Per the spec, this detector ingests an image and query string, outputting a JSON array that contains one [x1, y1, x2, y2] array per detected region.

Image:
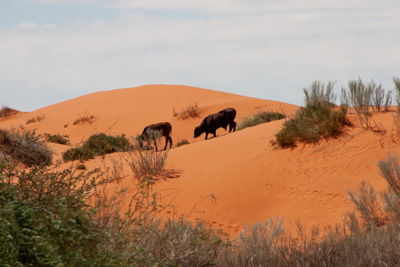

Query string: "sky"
[[1, 0, 400, 111]]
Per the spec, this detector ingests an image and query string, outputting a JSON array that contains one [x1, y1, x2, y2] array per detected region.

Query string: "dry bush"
[[377, 153, 400, 224], [220, 218, 286, 266], [383, 90, 393, 112], [0, 128, 52, 167], [0, 105, 18, 118], [173, 102, 199, 120], [218, 217, 400, 266], [123, 136, 168, 180], [26, 114, 45, 124], [344, 78, 392, 129], [73, 113, 95, 125], [348, 181, 386, 229], [393, 76, 400, 114], [176, 138, 190, 147], [348, 152, 400, 230]]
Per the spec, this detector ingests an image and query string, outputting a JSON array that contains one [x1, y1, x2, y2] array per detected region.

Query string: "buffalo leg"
[[229, 121, 237, 132], [163, 136, 170, 150], [153, 138, 158, 151], [169, 136, 173, 148]]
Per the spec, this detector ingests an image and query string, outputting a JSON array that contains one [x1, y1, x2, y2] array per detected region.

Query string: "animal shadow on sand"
[[154, 169, 182, 181]]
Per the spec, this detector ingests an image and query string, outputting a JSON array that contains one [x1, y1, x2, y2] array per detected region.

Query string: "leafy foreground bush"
[[237, 111, 286, 131], [0, 165, 117, 266], [0, 129, 52, 167], [273, 81, 350, 148], [63, 133, 132, 162]]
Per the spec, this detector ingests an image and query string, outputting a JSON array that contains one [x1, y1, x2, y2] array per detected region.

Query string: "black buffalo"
[[194, 108, 236, 140], [138, 122, 173, 151]]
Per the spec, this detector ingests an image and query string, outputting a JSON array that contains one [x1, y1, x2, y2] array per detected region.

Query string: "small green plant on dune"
[[62, 133, 132, 162], [26, 114, 45, 124], [272, 81, 350, 148], [0, 128, 52, 167], [173, 102, 200, 120], [237, 110, 287, 131], [44, 133, 70, 145]]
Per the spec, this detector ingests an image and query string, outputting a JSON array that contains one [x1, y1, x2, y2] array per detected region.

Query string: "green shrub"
[[237, 111, 286, 131], [273, 81, 350, 148], [63, 133, 132, 162], [63, 147, 95, 162], [44, 133, 70, 145], [0, 165, 119, 266], [0, 129, 52, 167]]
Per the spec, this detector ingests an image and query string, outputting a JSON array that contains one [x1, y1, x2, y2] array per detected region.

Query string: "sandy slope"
[[0, 85, 294, 145], [1, 84, 398, 235]]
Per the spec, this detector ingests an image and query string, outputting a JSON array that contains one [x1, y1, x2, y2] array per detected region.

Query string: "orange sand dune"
[[1, 84, 397, 236], [0, 85, 295, 146]]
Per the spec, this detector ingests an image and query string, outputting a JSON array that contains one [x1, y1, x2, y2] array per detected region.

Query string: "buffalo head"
[[194, 126, 202, 138]]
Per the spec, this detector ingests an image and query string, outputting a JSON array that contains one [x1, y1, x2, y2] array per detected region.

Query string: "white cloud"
[[13, 22, 56, 30], [1, 1, 400, 111]]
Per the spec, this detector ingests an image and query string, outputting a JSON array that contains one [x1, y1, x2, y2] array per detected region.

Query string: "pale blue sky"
[[1, 0, 400, 111]]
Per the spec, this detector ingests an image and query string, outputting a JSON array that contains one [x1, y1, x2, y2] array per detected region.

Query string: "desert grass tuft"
[[122, 137, 169, 180], [237, 110, 286, 131], [176, 138, 190, 147], [173, 102, 199, 120], [73, 114, 95, 125], [26, 114, 45, 124]]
